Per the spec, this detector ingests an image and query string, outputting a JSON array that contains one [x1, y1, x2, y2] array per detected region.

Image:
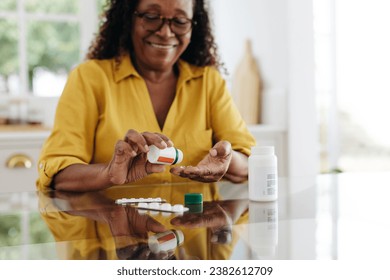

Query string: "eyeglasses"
[[134, 11, 195, 36]]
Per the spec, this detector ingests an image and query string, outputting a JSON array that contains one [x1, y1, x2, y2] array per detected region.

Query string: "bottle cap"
[[184, 193, 203, 204], [251, 146, 275, 155], [173, 148, 183, 164]]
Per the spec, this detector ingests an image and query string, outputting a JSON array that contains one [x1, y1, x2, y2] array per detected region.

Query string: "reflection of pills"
[[135, 202, 188, 214], [172, 204, 184, 212], [162, 212, 171, 217], [138, 202, 148, 208], [160, 203, 172, 211], [149, 203, 160, 209]]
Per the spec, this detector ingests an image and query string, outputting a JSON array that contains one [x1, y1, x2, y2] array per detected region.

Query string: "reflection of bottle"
[[147, 145, 183, 165], [248, 146, 278, 201], [148, 229, 184, 253], [249, 201, 278, 258]]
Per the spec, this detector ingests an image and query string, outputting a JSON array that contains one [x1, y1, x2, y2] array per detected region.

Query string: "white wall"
[[210, 0, 318, 178], [286, 0, 318, 179], [211, 0, 288, 90]]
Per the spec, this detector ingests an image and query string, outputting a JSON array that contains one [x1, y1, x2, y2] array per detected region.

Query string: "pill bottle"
[[148, 229, 184, 253], [184, 193, 203, 213], [248, 146, 278, 201], [147, 145, 183, 165]]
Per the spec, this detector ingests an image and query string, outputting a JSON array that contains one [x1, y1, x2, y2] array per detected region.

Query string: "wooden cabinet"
[[0, 125, 287, 192], [0, 128, 50, 193]]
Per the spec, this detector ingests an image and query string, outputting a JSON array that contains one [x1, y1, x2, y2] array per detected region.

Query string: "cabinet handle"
[[6, 154, 33, 169]]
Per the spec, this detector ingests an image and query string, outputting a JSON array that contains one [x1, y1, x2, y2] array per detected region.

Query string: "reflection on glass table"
[[37, 182, 250, 260], [1, 173, 390, 260]]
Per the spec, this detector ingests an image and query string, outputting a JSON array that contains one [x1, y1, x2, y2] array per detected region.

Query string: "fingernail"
[[160, 141, 167, 148], [131, 151, 137, 157], [144, 145, 150, 152]]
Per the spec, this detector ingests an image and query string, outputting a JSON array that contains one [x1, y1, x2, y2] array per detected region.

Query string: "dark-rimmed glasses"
[[134, 11, 195, 36]]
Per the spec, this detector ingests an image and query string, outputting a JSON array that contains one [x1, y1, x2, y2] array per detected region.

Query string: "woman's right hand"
[[106, 129, 173, 185]]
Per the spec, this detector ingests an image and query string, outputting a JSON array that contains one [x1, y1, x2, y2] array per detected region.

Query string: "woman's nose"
[[155, 20, 175, 37]]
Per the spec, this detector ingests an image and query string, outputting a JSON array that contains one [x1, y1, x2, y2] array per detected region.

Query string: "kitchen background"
[[1, 0, 390, 262], [1, 0, 389, 186]]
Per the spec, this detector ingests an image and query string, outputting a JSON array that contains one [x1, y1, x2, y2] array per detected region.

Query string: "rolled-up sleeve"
[[37, 63, 102, 190]]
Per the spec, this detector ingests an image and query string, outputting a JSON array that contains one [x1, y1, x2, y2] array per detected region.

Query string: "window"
[[0, 0, 102, 97], [315, 0, 390, 172], [313, 0, 338, 173]]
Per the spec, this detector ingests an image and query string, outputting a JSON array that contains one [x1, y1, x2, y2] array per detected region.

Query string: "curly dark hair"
[[87, 0, 222, 69]]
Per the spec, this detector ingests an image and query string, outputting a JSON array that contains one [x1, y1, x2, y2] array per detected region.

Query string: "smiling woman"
[[37, 0, 256, 192], [130, 0, 193, 73]]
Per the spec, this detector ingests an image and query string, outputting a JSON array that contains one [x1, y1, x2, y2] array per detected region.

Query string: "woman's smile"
[[147, 41, 178, 50]]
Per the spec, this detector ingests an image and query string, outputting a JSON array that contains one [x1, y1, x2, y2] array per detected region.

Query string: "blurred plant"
[[0, 215, 21, 247], [27, 21, 80, 91], [0, 20, 18, 93], [0, 0, 17, 11], [25, 0, 78, 13], [0, 0, 80, 94]]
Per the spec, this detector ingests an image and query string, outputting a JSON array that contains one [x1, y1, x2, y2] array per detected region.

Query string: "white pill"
[[149, 210, 159, 216], [138, 202, 148, 208], [149, 202, 160, 210], [161, 212, 171, 217], [172, 204, 184, 212], [160, 203, 172, 211]]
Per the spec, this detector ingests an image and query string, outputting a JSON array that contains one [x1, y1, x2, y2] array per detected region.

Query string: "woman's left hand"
[[170, 140, 232, 182]]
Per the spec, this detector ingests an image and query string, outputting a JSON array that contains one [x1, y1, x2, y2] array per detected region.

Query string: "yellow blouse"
[[37, 55, 255, 190]]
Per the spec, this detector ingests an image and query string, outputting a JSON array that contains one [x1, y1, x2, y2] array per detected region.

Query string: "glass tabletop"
[[1, 173, 390, 260]]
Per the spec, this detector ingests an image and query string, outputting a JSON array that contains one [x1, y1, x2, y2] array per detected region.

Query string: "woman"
[[37, 0, 255, 192]]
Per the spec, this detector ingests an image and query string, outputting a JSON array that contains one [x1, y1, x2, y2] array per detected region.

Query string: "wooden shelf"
[[0, 124, 50, 132]]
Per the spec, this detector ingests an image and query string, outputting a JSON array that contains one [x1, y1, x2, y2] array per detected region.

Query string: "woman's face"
[[131, 0, 194, 72]]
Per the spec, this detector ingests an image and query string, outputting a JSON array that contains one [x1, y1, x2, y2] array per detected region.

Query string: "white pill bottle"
[[248, 146, 278, 201], [147, 145, 183, 165]]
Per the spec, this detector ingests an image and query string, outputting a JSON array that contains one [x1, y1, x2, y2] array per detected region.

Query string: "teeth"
[[149, 43, 175, 49]]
